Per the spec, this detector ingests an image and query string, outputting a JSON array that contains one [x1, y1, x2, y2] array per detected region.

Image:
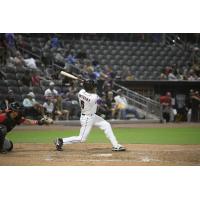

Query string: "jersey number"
[[80, 100, 85, 109]]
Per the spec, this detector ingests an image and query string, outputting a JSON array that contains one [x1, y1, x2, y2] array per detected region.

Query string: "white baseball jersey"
[[78, 89, 99, 115], [61, 88, 122, 149]]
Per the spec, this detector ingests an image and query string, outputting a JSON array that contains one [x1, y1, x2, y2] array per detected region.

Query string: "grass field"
[[7, 127, 200, 145]]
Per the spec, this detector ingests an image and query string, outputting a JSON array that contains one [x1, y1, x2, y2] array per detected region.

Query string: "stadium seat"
[[0, 86, 8, 93], [20, 86, 30, 94], [14, 94, 23, 102], [5, 67, 16, 73], [32, 86, 43, 94], [8, 86, 20, 94], [0, 80, 8, 87], [6, 73, 17, 80], [7, 80, 18, 87]]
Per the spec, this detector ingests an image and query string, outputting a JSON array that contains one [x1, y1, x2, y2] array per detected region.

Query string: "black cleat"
[[54, 138, 63, 151], [0, 150, 7, 154], [112, 145, 126, 152]]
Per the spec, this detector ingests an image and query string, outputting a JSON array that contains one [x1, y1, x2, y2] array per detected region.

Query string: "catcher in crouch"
[[0, 102, 52, 154], [54, 79, 126, 152]]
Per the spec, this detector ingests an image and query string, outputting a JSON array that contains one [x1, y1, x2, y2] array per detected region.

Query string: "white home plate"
[[94, 154, 113, 157]]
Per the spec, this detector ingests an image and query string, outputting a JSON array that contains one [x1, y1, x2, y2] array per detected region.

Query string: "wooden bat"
[[60, 71, 84, 81]]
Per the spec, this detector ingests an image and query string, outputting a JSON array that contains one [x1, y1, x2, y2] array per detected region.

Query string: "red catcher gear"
[[0, 112, 25, 132]]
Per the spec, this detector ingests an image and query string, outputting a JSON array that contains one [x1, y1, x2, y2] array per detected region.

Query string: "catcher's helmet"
[[83, 79, 96, 92], [9, 102, 25, 114]]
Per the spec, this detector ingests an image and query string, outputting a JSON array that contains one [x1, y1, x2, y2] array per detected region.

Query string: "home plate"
[[94, 154, 113, 157]]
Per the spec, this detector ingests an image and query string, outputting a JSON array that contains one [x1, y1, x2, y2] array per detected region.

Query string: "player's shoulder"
[[79, 89, 85, 95]]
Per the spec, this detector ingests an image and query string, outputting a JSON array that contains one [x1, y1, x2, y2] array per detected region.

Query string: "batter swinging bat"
[[60, 71, 83, 81]]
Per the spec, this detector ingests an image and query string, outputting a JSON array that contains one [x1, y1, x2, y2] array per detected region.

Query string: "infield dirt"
[[0, 123, 200, 166]]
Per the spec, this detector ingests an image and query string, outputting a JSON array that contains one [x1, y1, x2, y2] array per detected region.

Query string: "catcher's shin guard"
[[0, 125, 7, 153]]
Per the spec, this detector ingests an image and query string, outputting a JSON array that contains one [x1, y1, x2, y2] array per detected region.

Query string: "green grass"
[[7, 127, 200, 145]]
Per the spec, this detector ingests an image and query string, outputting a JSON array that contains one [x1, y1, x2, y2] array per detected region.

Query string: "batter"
[[54, 80, 126, 151]]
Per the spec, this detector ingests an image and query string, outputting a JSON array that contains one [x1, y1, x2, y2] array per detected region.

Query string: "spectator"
[[187, 70, 196, 80], [66, 52, 76, 65], [10, 50, 25, 68], [31, 70, 43, 86], [5, 33, 16, 56], [160, 72, 167, 80], [21, 70, 32, 87], [22, 92, 44, 119], [168, 68, 177, 80], [175, 94, 187, 122], [24, 56, 38, 70], [0, 90, 15, 112], [43, 98, 54, 118], [160, 92, 173, 122], [125, 70, 134, 80], [51, 35, 62, 48], [63, 89, 80, 119], [44, 81, 58, 100], [191, 91, 200, 122], [54, 48, 65, 66], [105, 91, 116, 119], [54, 95, 69, 120], [0, 34, 7, 67], [114, 89, 144, 120]]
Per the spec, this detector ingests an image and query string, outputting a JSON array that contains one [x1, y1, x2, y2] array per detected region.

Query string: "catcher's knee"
[[0, 125, 7, 136]]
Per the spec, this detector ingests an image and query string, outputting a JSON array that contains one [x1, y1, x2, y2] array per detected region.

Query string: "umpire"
[[0, 102, 48, 154]]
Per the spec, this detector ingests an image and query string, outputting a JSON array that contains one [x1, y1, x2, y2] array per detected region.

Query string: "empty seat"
[[5, 67, 16, 73], [14, 94, 22, 102], [7, 80, 18, 86], [41, 80, 51, 87], [0, 80, 7, 87], [6, 73, 17, 80], [0, 86, 8, 93]]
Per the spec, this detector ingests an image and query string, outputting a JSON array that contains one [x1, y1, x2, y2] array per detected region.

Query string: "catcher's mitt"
[[38, 116, 53, 125]]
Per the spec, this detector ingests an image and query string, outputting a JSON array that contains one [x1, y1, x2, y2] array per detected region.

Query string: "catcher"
[[0, 102, 52, 154]]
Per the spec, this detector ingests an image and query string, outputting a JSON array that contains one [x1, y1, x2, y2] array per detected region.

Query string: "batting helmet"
[[83, 79, 96, 92]]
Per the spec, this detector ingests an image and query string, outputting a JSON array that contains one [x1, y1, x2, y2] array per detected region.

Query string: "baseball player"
[[0, 102, 51, 154], [54, 79, 126, 151]]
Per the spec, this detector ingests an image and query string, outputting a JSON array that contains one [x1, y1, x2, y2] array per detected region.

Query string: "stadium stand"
[[0, 33, 199, 121]]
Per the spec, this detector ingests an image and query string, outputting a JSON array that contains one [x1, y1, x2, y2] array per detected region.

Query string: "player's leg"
[[0, 125, 7, 153], [93, 114, 126, 151], [55, 115, 94, 151]]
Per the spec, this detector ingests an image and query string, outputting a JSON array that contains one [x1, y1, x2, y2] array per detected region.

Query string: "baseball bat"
[[60, 71, 84, 81]]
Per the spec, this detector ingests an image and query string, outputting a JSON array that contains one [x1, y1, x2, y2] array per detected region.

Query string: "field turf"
[[7, 127, 200, 145]]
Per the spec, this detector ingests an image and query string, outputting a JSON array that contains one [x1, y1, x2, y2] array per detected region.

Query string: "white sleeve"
[[43, 103, 47, 108], [23, 99, 30, 107]]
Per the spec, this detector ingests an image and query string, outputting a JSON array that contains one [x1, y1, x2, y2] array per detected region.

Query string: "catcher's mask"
[[83, 79, 97, 92], [9, 102, 25, 116]]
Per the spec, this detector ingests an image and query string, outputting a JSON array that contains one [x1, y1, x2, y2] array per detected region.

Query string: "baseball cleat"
[[54, 138, 63, 151], [0, 149, 7, 154], [112, 145, 126, 152]]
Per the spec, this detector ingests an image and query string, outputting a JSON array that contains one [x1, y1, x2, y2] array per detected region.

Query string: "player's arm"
[[21, 118, 52, 125]]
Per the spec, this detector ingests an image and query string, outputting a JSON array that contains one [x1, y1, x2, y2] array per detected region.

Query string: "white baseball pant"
[[62, 114, 119, 147]]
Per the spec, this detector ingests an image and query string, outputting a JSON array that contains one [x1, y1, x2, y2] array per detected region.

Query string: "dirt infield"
[[1, 123, 200, 166], [1, 143, 200, 166]]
